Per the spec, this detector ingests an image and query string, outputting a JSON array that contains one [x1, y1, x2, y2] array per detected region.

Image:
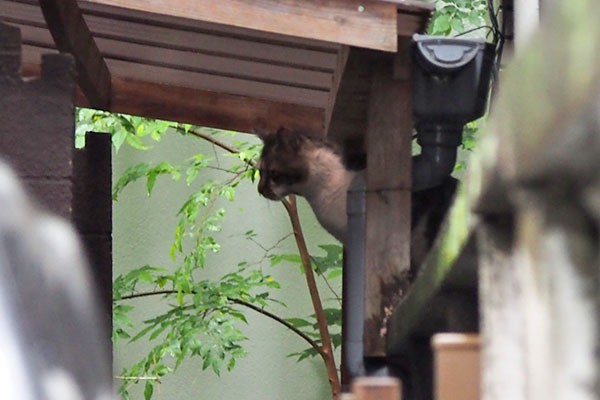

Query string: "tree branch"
[[183, 127, 256, 167], [176, 128, 340, 398], [282, 196, 341, 398], [311, 255, 342, 306], [228, 298, 325, 358], [117, 290, 325, 360]]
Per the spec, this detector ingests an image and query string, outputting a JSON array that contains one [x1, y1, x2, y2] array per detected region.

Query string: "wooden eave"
[[0, 0, 433, 136]]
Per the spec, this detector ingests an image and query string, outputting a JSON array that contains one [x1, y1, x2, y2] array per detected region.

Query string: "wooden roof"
[[0, 0, 433, 137]]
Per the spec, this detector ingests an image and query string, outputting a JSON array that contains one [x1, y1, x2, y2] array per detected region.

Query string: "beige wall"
[[112, 131, 340, 399]]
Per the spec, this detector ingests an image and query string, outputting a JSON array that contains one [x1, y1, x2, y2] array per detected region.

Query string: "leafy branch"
[[180, 126, 341, 397], [119, 289, 324, 359], [281, 196, 341, 396], [95, 113, 342, 399]]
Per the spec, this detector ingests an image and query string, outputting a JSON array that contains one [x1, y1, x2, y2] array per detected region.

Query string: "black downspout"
[[412, 125, 463, 192], [342, 35, 496, 389]]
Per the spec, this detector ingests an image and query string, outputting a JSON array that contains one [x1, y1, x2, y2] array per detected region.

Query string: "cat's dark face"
[[257, 128, 309, 200]]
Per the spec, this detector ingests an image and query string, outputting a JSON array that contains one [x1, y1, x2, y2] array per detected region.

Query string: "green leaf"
[[155, 365, 171, 377], [111, 129, 128, 152], [113, 163, 150, 200], [229, 311, 248, 324], [144, 381, 154, 400], [284, 318, 312, 328], [227, 357, 236, 371], [327, 269, 343, 279], [149, 325, 168, 340], [451, 17, 464, 33], [146, 171, 158, 195], [130, 325, 155, 343], [115, 328, 131, 339], [157, 276, 168, 288], [126, 133, 151, 150], [270, 254, 302, 267], [432, 14, 451, 34]]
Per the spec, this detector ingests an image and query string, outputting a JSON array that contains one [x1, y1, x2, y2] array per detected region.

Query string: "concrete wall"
[[113, 131, 340, 399]]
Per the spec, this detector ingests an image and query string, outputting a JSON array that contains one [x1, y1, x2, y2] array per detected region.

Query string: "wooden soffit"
[[83, 0, 432, 52], [0, 0, 433, 136]]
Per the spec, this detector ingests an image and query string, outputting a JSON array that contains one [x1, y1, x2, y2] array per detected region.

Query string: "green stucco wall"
[[112, 131, 340, 399]]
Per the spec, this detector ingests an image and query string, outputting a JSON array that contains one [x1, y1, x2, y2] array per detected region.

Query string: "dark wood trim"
[[326, 48, 376, 148], [110, 78, 325, 135], [364, 52, 413, 356], [84, 0, 401, 51], [39, 0, 111, 108], [21, 60, 325, 134]]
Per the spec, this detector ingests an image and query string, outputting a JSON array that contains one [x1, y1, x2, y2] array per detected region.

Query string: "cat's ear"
[[278, 127, 307, 152]]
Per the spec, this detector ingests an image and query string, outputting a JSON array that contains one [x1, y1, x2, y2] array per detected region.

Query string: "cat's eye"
[[269, 171, 283, 183]]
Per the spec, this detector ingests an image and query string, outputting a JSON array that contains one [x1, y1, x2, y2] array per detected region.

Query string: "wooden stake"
[[352, 377, 402, 400]]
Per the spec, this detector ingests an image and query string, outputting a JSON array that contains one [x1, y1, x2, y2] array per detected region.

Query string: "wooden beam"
[[325, 45, 350, 134], [381, 0, 436, 12], [110, 78, 325, 135], [39, 0, 111, 109], [326, 48, 376, 149], [385, 191, 479, 357], [21, 54, 325, 135], [364, 48, 413, 356], [352, 377, 402, 400], [84, 0, 401, 52]]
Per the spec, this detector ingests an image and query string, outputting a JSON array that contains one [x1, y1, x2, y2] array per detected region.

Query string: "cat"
[[256, 127, 456, 272]]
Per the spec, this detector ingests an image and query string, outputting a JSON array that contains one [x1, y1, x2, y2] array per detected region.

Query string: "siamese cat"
[[256, 127, 456, 273]]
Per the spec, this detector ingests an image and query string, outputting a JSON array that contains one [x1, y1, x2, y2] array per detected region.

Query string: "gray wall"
[[113, 131, 340, 399]]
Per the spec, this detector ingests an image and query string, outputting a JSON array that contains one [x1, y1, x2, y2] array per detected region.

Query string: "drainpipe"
[[343, 174, 367, 381], [342, 34, 496, 385], [411, 34, 496, 191], [412, 125, 463, 191]]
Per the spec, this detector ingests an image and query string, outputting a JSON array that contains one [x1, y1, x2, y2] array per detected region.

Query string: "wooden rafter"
[[326, 48, 376, 147], [84, 0, 402, 52], [21, 61, 324, 135], [39, 0, 111, 109], [110, 78, 325, 135]]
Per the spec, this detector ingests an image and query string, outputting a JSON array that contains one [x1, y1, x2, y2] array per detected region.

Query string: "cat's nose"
[[258, 178, 278, 200], [257, 177, 266, 195], [258, 177, 271, 198]]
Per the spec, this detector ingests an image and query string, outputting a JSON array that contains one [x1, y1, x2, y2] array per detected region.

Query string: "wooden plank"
[[0, 19, 21, 78], [38, 0, 111, 108], [20, 44, 330, 108], [84, 0, 400, 51], [77, 0, 342, 51], [352, 377, 402, 400], [21, 55, 325, 134], [387, 0, 435, 36], [382, 0, 436, 13], [510, 200, 598, 400], [326, 48, 375, 148], [385, 184, 479, 357], [432, 334, 481, 400], [364, 51, 413, 356], [105, 59, 329, 108], [366, 56, 412, 191], [397, 13, 428, 37], [325, 45, 349, 132], [93, 38, 332, 90], [477, 222, 526, 400], [10, 22, 333, 89], [109, 78, 326, 134], [0, 1, 339, 70], [81, 14, 338, 71]]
